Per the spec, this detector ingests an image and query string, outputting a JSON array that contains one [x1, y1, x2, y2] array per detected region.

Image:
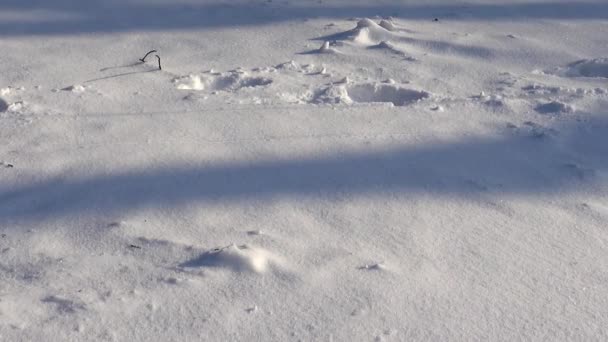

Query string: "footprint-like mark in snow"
[[175, 72, 272, 92], [180, 244, 284, 274], [346, 83, 429, 106], [313, 82, 429, 106], [358, 262, 387, 271], [564, 58, 608, 78], [535, 101, 574, 115]]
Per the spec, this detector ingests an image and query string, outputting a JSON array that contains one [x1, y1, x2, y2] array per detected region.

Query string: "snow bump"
[[181, 244, 283, 274]]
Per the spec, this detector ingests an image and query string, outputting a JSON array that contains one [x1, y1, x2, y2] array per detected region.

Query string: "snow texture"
[[1, 0, 608, 341]]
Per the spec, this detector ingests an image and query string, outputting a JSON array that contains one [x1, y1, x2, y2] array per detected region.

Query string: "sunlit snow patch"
[[175, 74, 205, 90], [7, 101, 27, 113]]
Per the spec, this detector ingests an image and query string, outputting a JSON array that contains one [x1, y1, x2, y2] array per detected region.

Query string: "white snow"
[[1, 0, 608, 340]]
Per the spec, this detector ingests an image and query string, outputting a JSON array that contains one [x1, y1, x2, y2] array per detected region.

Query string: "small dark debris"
[[1, 234, 6, 238], [129, 244, 142, 249], [433, 18, 439, 22]]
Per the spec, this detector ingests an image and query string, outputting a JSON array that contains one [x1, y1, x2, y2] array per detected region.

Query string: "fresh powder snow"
[[1, 0, 608, 341]]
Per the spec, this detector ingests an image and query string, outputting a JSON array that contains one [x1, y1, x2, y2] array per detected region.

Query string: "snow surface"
[[1, 0, 608, 340]]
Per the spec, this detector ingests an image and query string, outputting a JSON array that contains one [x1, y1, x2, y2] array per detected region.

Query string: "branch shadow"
[[84, 69, 157, 84]]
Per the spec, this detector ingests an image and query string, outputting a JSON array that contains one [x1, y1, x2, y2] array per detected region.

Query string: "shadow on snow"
[[1, 1, 608, 36], [1, 115, 607, 223]]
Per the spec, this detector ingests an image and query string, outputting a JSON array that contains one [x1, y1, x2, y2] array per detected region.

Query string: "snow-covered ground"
[[1, 0, 608, 340]]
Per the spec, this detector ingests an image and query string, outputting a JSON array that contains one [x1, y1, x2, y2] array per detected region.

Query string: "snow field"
[[1, 3, 608, 341]]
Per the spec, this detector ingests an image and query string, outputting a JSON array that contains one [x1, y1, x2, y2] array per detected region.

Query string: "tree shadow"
[[1, 115, 606, 223], [1, 1, 607, 36]]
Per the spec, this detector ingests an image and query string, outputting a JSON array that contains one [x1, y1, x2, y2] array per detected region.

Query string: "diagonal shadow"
[[0, 1, 607, 36], [0, 115, 606, 223], [84, 69, 157, 83], [100, 62, 144, 72]]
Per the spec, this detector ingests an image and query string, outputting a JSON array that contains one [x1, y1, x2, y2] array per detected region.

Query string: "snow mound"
[[379, 20, 397, 32], [565, 58, 608, 78], [356, 18, 383, 29], [346, 83, 430, 106], [535, 101, 574, 114], [350, 18, 393, 45], [181, 244, 282, 274]]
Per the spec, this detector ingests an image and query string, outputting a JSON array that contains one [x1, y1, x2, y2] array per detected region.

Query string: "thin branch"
[[139, 50, 157, 62], [155, 55, 162, 70]]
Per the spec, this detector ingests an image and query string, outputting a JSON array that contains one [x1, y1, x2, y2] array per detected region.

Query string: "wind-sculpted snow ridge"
[[316, 18, 492, 58]]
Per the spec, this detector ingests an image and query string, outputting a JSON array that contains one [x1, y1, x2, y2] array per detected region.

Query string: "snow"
[[1, 0, 608, 340]]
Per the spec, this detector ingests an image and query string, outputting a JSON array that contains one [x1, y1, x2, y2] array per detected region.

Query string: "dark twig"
[[139, 50, 157, 62], [155, 55, 162, 70], [129, 244, 142, 249]]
